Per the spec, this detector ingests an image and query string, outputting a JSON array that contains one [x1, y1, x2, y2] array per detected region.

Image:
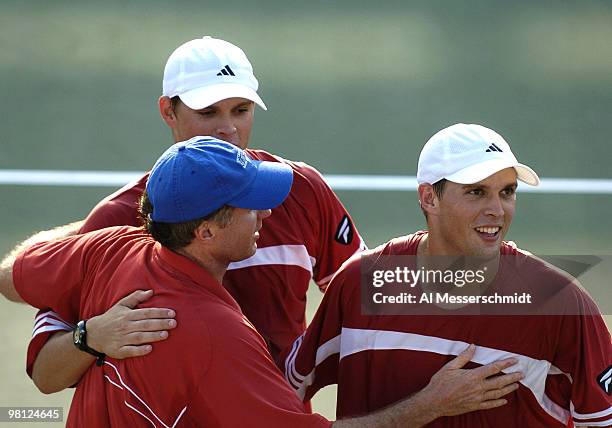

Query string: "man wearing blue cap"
[[6, 137, 297, 426], [3, 137, 523, 427]]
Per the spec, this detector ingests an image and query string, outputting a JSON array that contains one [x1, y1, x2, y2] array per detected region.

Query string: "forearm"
[[332, 390, 439, 428], [31, 330, 95, 394]]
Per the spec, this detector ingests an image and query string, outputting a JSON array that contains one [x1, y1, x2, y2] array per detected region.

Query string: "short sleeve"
[[296, 163, 366, 289], [13, 235, 93, 318], [14, 229, 128, 382], [26, 309, 75, 378], [554, 293, 612, 426], [13, 227, 128, 320]]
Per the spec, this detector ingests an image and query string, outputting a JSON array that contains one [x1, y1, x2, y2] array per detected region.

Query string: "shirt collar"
[[153, 242, 241, 311]]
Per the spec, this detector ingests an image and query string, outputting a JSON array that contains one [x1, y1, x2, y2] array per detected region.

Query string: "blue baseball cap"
[[146, 136, 294, 223]]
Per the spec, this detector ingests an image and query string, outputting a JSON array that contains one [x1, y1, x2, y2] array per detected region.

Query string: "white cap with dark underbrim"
[[162, 36, 267, 111], [417, 123, 540, 186]]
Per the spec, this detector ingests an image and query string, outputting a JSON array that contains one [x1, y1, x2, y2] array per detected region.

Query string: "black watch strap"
[[73, 320, 106, 366]]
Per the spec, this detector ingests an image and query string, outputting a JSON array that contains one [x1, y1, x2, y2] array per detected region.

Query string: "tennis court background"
[[1, 1, 611, 424]]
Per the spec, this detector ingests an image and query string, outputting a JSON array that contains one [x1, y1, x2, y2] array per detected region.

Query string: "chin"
[[230, 245, 257, 263], [474, 246, 501, 261], [231, 139, 247, 150], [246, 245, 257, 258]]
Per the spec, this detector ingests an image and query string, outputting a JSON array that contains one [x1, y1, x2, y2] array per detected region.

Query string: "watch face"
[[74, 321, 85, 347]]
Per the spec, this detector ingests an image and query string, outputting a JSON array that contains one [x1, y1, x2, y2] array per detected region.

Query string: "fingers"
[[484, 371, 523, 390], [443, 344, 476, 370], [483, 382, 520, 401], [127, 307, 176, 321], [124, 331, 170, 345], [108, 330, 173, 359], [114, 345, 154, 359], [124, 318, 177, 333], [478, 398, 508, 410], [116, 289, 154, 309], [473, 357, 518, 378], [96, 322, 174, 358]]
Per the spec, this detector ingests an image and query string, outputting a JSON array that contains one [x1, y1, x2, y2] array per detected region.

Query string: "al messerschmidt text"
[[373, 292, 532, 305]]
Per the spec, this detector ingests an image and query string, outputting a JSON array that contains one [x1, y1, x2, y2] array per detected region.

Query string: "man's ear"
[[193, 221, 214, 243], [159, 96, 176, 128], [418, 183, 439, 215]]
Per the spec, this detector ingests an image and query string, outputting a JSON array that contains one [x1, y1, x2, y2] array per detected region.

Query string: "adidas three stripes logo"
[[486, 143, 503, 152], [217, 65, 236, 76]]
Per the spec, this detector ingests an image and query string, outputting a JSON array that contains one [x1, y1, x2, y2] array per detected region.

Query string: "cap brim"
[[228, 161, 293, 210], [179, 83, 267, 111], [445, 158, 540, 186]]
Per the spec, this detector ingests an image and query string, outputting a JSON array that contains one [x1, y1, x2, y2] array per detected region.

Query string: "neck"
[[418, 230, 462, 257], [416, 233, 429, 256], [175, 245, 227, 284]]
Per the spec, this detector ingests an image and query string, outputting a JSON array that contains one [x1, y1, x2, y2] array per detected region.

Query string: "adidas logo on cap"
[[216, 65, 235, 76], [486, 143, 503, 153]]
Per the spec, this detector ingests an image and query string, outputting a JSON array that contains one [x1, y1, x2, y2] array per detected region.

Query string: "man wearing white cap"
[[0, 37, 365, 393], [284, 124, 611, 427]]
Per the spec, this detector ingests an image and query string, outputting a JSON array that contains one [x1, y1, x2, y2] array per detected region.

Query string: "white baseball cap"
[[162, 36, 267, 110], [417, 123, 540, 186]]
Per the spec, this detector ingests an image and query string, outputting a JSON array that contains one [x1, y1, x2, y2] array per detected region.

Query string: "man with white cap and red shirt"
[[3, 137, 526, 427], [284, 123, 612, 427], [0, 36, 367, 393]]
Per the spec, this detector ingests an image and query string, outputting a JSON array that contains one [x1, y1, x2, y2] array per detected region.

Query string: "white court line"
[[0, 170, 611, 194], [0, 170, 141, 186]]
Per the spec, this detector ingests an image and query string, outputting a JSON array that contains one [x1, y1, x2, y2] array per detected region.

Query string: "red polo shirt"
[[284, 232, 612, 427], [14, 226, 331, 428]]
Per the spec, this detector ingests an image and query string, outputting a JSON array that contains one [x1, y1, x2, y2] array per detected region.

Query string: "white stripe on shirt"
[[287, 327, 577, 425], [339, 328, 570, 425], [228, 245, 316, 276], [103, 360, 187, 428]]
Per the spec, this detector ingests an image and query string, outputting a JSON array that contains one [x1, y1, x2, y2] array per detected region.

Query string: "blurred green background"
[[1, 0, 611, 425]]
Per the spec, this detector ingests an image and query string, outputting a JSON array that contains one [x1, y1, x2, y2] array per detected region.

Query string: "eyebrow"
[[462, 181, 518, 190], [199, 101, 253, 111], [232, 101, 254, 109]]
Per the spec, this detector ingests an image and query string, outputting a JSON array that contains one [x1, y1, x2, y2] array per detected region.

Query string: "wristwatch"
[[73, 320, 106, 366]]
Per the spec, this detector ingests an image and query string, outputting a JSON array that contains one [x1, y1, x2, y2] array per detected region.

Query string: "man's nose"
[[214, 116, 238, 138], [484, 195, 504, 217], [258, 209, 272, 219]]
